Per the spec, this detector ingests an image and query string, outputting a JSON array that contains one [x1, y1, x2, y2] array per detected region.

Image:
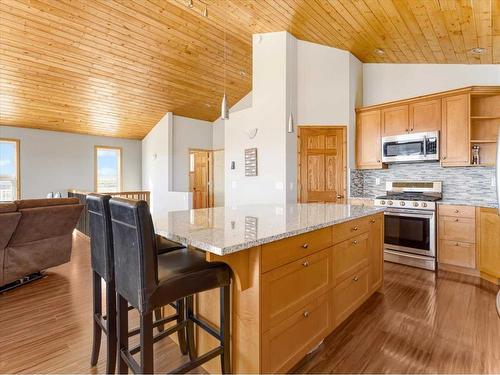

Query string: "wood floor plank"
[[0, 233, 499, 374]]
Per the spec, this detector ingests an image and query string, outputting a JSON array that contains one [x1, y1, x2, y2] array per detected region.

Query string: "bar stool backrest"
[[109, 197, 159, 312], [87, 194, 114, 282]]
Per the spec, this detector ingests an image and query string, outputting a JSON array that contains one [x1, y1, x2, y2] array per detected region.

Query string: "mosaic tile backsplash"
[[350, 162, 497, 206]]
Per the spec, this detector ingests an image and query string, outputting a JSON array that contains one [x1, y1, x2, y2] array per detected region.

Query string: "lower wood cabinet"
[[368, 214, 383, 291], [332, 266, 369, 328], [439, 240, 476, 269], [333, 232, 369, 285], [262, 293, 331, 374], [478, 208, 500, 281]]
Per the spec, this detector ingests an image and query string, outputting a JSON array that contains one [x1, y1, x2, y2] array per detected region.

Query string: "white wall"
[[363, 64, 500, 106], [225, 32, 293, 206], [0, 125, 142, 199], [213, 149, 225, 206], [172, 115, 213, 192]]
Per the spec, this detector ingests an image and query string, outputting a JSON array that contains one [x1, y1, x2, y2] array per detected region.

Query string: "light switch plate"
[[375, 178, 381, 185]]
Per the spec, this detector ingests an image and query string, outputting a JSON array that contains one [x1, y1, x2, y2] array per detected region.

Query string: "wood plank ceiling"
[[0, 0, 499, 139]]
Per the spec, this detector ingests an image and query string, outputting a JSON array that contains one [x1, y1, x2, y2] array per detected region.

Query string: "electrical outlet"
[[375, 178, 381, 185]]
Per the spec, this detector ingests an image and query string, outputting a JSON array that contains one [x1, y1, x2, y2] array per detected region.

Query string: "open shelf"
[[470, 139, 497, 143], [471, 116, 500, 120]]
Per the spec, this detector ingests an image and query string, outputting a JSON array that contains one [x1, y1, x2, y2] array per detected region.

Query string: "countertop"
[[154, 203, 384, 256]]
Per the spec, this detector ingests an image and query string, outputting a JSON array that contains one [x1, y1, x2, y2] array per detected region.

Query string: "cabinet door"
[[381, 105, 409, 136], [332, 267, 369, 328], [409, 99, 441, 133], [368, 214, 383, 291], [356, 110, 382, 169], [478, 208, 500, 279], [441, 94, 470, 166]]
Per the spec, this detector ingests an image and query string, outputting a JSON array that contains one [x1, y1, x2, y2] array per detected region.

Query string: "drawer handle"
[[303, 311, 310, 318], [352, 240, 358, 245], [302, 260, 310, 267], [454, 218, 459, 222], [370, 219, 376, 224], [455, 242, 459, 246], [353, 276, 359, 282], [302, 243, 309, 249], [454, 209, 459, 213], [352, 226, 359, 231]]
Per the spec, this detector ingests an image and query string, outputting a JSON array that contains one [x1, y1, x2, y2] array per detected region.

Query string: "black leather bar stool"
[[87, 194, 188, 374], [109, 197, 231, 374]]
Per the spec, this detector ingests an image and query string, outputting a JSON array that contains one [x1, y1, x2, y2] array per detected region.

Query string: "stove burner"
[[375, 193, 441, 202]]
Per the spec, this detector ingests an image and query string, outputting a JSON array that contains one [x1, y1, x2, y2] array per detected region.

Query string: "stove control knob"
[[422, 202, 428, 208], [387, 201, 393, 205], [400, 201, 406, 206], [413, 202, 419, 207], [380, 200, 386, 205]]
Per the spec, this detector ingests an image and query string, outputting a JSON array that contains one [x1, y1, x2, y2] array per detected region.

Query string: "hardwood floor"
[[1, 233, 499, 374]]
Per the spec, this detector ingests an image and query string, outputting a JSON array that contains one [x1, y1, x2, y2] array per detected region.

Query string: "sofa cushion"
[[3, 233, 73, 285], [9, 204, 84, 245], [15, 198, 79, 210], [0, 212, 21, 250], [0, 203, 17, 213]]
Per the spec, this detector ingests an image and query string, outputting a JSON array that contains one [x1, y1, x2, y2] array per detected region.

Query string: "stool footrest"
[[189, 314, 221, 341], [128, 320, 187, 356], [172, 346, 223, 374]]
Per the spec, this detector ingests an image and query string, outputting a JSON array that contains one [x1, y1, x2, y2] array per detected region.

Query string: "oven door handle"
[[384, 210, 434, 218]]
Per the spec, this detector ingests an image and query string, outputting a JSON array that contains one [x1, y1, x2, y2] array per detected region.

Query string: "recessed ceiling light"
[[374, 48, 385, 56], [470, 47, 486, 55]]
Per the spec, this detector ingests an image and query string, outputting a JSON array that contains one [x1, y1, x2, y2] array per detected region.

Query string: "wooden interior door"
[[299, 127, 346, 203], [189, 150, 212, 209]]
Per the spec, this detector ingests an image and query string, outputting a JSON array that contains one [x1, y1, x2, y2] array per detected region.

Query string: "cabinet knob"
[[370, 219, 376, 223], [303, 311, 310, 318], [410, 128, 414, 132], [336, 194, 344, 199], [302, 260, 310, 267], [353, 275, 359, 282], [352, 240, 358, 245], [302, 243, 309, 249], [377, 159, 381, 163], [443, 156, 447, 160], [454, 209, 459, 213], [455, 218, 459, 222], [406, 129, 409, 132], [352, 226, 359, 231], [455, 242, 459, 246]]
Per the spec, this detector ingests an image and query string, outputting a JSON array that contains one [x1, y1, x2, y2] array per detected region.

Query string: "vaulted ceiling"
[[1, 0, 499, 139]]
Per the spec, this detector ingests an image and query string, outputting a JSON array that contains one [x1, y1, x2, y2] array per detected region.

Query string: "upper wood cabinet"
[[381, 105, 409, 136], [356, 110, 383, 169], [409, 99, 441, 133], [441, 94, 470, 167]]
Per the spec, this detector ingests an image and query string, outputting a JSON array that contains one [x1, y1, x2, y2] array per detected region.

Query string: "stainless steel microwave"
[[382, 131, 439, 163]]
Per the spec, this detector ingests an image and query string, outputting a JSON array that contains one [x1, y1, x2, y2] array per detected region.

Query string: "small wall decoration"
[[245, 148, 258, 176]]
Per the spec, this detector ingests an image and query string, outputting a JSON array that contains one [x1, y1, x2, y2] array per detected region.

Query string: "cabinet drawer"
[[333, 232, 369, 285], [261, 227, 332, 273], [439, 216, 475, 243], [262, 248, 331, 332], [333, 266, 369, 328], [439, 240, 476, 269], [262, 293, 330, 374], [439, 204, 475, 219], [332, 216, 370, 245]]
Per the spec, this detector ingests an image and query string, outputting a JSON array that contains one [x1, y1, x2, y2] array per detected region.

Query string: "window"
[[95, 146, 122, 193], [0, 138, 20, 202]]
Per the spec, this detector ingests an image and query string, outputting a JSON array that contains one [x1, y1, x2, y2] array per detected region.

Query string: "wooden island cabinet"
[[155, 205, 384, 374]]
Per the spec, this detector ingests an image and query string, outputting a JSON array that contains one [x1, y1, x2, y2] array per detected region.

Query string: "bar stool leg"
[[176, 299, 188, 355], [117, 294, 129, 374], [90, 271, 102, 367], [106, 280, 117, 375], [154, 308, 164, 332], [185, 295, 197, 360], [220, 285, 231, 374], [140, 312, 154, 374]]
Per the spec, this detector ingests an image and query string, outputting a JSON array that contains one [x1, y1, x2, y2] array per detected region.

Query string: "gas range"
[[374, 181, 442, 271], [374, 182, 442, 211]]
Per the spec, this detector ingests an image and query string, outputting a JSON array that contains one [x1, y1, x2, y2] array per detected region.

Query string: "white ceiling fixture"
[[470, 47, 486, 55], [220, 0, 229, 120], [374, 48, 385, 56]]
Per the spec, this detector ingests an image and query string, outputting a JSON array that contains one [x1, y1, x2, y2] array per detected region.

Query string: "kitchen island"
[[154, 203, 384, 374]]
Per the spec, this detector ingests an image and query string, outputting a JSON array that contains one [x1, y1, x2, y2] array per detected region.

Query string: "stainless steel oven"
[[382, 131, 439, 163], [384, 208, 435, 257]]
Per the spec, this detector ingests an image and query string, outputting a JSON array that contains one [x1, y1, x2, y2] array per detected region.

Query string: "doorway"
[[189, 149, 213, 209], [297, 126, 347, 203]]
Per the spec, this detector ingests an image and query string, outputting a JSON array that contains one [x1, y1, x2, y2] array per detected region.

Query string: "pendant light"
[[220, 1, 229, 120]]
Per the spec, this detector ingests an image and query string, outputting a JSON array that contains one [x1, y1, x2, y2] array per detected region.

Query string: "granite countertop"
[[154, 203, 384, 256], [438, 199, 498, 209]]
